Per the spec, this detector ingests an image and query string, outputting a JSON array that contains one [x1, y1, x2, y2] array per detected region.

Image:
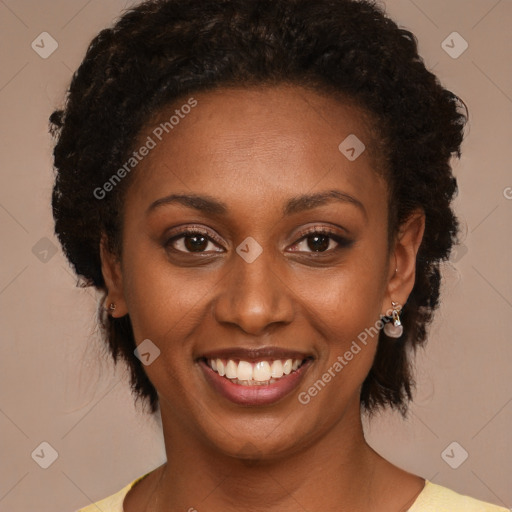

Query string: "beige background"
[[0, 0, 511, 511]]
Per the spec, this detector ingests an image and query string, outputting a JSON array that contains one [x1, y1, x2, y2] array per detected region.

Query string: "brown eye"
[[289, 228, 353, 254], [306, 234, 330, 252], [183, 234, 209, 252], [166, 229, 223, 254]]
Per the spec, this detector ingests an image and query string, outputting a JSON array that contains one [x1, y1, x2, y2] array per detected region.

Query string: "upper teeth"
[[208, 358, 302, 382]]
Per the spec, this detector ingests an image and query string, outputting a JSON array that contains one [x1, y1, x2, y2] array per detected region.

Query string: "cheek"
[[304, 252, 387, 330], [120, 249, 210, 397], [120, 242, 214, 343], [304, 272, 382, 372], [299, 240, 388, 379], [298, 274, 383, 410]]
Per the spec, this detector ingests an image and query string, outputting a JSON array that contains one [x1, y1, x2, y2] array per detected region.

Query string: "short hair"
[[49, 0, 467, 418]]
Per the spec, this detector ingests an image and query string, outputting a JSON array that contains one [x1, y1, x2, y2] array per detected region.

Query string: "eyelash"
[[292, 226, 353, 252], [165, 225, 353, 255]]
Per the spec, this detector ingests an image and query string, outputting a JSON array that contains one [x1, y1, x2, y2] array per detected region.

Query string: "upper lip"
[[197, 346, 314, 362]]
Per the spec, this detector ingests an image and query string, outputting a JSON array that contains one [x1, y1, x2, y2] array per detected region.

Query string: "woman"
[[49, 0, 508, 511]]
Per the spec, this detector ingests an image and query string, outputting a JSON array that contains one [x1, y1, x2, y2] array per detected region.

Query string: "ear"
[[100, 234, 128, 317], [381, 208, 426, 316]]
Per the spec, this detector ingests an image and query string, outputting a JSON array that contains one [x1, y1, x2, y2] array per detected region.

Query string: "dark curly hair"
[[49, 0, 467, 418]]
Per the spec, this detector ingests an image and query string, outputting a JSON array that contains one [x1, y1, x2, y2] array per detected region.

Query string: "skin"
[[101, 84, 426, 512]]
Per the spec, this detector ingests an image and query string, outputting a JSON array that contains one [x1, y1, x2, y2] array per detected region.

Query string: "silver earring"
[[107, 302, 116, 313], [383, 301, 403, 338]]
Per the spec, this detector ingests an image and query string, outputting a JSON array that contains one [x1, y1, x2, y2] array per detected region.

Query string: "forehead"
[[125, 84, 388, 217]]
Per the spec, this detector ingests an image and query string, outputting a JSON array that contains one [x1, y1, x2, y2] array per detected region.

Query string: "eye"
[[165, 227, 224, 254], [288, 226, 353, 254], [165, 225, 353, 255]]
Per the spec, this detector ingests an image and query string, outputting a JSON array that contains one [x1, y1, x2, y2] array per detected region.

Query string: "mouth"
[[201, 356, 309, 385], [196, 347, 314, 406]]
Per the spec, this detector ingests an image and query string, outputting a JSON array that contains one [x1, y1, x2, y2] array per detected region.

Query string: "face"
[[101, 84, 424, 460]]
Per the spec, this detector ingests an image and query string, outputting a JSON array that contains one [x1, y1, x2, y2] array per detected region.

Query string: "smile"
[[198, 351, 314, 406], [206, 357, 306, 386]]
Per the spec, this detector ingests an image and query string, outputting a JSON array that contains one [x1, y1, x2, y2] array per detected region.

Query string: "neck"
[[153, 398, 384, 512]]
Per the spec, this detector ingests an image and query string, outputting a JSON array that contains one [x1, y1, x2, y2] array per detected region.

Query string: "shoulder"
[[408, 480, 509, 512], [74, 473, 150, 512]]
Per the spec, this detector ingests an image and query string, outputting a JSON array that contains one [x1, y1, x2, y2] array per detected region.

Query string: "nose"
[[213, 246, 295, 335]]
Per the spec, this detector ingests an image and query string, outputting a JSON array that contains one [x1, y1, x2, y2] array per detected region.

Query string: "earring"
[[383, 300, 403, 338], [107, 302, 116, 313]]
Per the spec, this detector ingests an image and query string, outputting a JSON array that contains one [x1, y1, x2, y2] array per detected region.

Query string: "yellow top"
[[76, 474, 509, 512]]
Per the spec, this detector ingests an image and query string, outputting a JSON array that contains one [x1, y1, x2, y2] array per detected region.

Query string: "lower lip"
[[198, 359, 313, 406]]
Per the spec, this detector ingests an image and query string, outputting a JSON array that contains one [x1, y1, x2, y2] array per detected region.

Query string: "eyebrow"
[[147, 189, 366, 218]]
